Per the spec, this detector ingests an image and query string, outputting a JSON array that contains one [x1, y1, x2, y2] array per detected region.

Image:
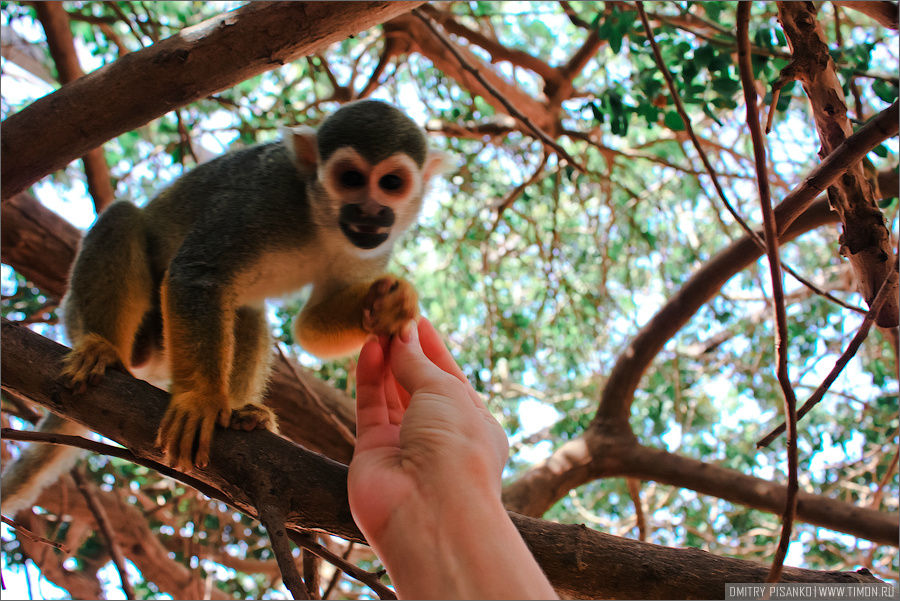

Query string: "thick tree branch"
[[834, 1, 899, 29], [592, 197, 840, 428], [419, 4, 559, 84], [503, 428, 898, 547], [777, 2, 898, 327], [1, 191, 81, 298], [384, 13, 557, 135], [1, 1, 424, 201], [1, 320, 885, 599]]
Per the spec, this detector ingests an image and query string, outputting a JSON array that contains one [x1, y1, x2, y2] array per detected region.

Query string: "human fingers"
[[414, 318, 485, 409], [415, 318, 469, 383], [389, 319, 463, 399], [355, 336, 391, 445], [381, 338, 407, 423]]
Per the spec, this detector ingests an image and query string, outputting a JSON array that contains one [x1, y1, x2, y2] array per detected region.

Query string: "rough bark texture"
[[777, 2, 898, 327], [1, 319, 885, 600], [1, 191, 81, 296], [1, 1, 424, 201]]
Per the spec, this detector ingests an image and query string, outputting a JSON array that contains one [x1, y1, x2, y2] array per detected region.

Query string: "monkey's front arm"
[[295, 275, 419, 359]]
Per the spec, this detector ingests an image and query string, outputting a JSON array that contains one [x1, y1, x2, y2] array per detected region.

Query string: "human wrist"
[[367, 488, 556, 600]]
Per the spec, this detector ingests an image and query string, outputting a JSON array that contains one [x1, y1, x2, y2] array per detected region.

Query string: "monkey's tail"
[[1, 412, 87, 516]]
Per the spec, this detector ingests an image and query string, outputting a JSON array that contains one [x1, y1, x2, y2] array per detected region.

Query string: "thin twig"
[[288, 531, 396, 600], [410, 8, 590, 173], [321, 542, 355, 599], [259, 506, 309, 600], [0, 427, 225, 503], [736, 2, 800, 583], [72, 468, 135, 599], [626, 478, 647, 541], [298, 532, 322, 599], [489, 153, 549, 235], [1, 516, 70, 554], [276, 345, 356, 446], [756, 268, 900, 448], [635, 2, 861, 316]]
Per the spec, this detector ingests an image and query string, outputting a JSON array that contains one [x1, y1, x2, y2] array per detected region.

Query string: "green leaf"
[[873, 79, 899, 103], [664, 110, 686, 131]]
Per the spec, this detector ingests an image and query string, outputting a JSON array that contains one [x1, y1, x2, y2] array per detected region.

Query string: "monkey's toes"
[[61, 334, 123, 391], [228, 403, 278, 432]]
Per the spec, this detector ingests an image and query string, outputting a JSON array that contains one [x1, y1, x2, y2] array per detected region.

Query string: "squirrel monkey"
[[2, 101, 448, 511]]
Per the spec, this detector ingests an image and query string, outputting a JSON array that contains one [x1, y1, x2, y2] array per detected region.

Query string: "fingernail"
[[399, 320, 416, 343]]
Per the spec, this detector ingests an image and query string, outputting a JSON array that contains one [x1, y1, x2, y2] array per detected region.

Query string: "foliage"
[[1, 1, 897, 598]]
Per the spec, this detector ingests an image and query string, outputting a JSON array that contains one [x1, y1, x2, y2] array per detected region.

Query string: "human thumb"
[[389, 320, 453, 395]]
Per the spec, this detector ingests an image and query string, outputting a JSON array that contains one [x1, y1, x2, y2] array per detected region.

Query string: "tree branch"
[[833, 1, 899, 29], [1, 1, 424, 201], [777, 2, 899, 327], [32, 1, 115, 212], [737, 3, 799, 581], [2, 319, 885, 599], [72, 467, 136, 599]]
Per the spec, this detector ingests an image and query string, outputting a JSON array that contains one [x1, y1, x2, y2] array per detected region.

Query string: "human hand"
[[348, 317, 509, 540]]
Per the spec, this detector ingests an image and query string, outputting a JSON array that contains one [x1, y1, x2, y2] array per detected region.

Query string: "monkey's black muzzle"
[[339, 203, 394, 249]]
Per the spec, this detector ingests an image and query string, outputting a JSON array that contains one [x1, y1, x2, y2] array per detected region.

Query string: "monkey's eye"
[[340, 170, 366, 188], [379, 174, 404, 191]]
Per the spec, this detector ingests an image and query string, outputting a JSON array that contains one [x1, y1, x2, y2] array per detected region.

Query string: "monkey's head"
[[285, 100, 449, 254]]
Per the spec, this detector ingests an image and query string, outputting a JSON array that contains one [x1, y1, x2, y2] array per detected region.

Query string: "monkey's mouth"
[[339, 203, 394, 250], [340, 222, 391, 250]]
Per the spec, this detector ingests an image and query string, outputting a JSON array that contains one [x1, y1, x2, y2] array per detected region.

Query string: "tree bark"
[[1, 191, 81, 296], [1, 319, 885, 600], [777, 2, 898, 327], [1, 1, 424, 201], [32, 1, 115, 212]]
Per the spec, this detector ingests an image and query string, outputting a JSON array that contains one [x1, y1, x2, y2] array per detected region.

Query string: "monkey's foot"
[[156, 389, 231, 471], [229, 403, 278, 433], [61, 333, 124, 392], [362, 276, 419, 336]]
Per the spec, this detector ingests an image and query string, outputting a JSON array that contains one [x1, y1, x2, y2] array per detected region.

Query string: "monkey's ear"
[[282, 126, 319, 173], [423, 150, 454, 184]]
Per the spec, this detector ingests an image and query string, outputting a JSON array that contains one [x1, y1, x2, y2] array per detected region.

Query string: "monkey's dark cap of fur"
[[317, 100, 428, 167]]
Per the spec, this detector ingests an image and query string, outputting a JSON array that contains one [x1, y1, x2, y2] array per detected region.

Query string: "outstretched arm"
[[348, 318, 557, 600]]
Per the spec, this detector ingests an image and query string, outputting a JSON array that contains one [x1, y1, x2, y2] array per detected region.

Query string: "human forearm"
[[369, 488, 557, 600]]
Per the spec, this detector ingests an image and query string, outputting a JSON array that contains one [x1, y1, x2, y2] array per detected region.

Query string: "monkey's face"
[[319, 147, 426, 252]]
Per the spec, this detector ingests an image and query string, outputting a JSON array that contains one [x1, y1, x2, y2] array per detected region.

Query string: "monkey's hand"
[[156, 390, 231, 471], [61, 333, 124, 393], [362, 276, 419, 336]]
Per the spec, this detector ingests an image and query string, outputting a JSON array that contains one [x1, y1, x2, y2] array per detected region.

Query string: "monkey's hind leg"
[[227, 306, 278, 433], [61, 201, 154, 390]]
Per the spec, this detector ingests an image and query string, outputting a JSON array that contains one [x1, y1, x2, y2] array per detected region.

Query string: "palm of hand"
[[348, 321, 508, 540]]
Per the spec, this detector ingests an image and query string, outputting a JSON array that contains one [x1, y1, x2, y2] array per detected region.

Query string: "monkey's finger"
[[216, 407, 231, 429], [177, 414, 201, 471], [164, 413, 188, 467], [195, 415, 216, 468], [156, 408, 176, 448]]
